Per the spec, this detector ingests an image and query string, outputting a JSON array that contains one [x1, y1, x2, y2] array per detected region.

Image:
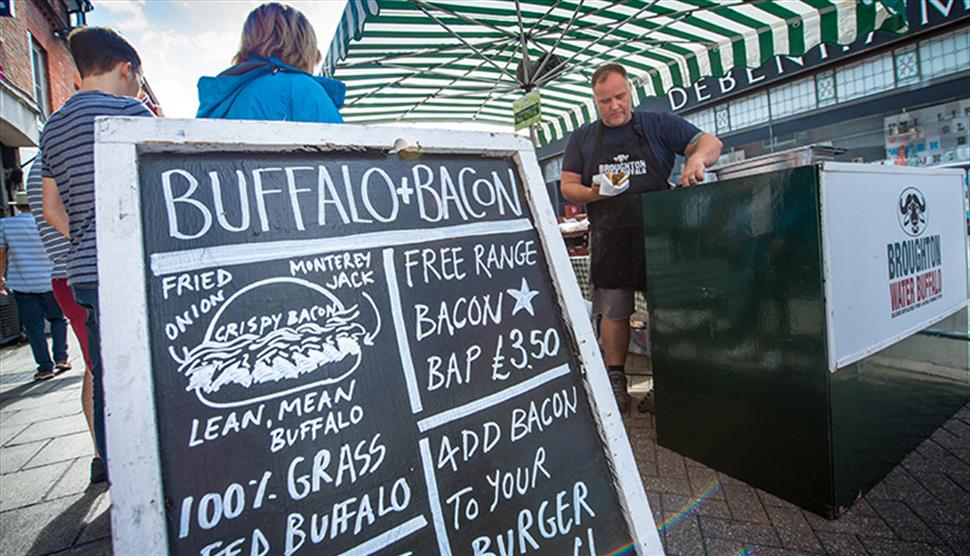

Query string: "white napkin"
[[593, 173, 629, 197]]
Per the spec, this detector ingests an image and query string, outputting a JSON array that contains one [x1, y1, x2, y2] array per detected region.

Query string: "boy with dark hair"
[[66, 26, 143, 78], [41, 26, 159, 484]]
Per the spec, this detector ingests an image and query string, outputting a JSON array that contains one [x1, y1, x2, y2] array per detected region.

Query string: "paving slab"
[[46, 457, 96, 500], [0, 495, 78, 556], [815, 531, 870, 556], [723, 482, 771, 524], [0, 438, 48, 474], [0, 460, 72, 511], [655, 444, 689, 479], [75, 490, 112, 545], [0, 399, 83, 429], [691, 497, 732, 520], [24, 432, 94, 469], [58, 539, 112, 556], [697, 514, 784, 547], [643, 475, 694, 497], [0, 420, 30, 446], [764, 504, 825, 553], [857, 535, 955, 556], [930, 522, 970, 555], [661, 514, 704, 556], [6, 414, 88, 446], [868, 498, 944, 545], [0, 387, 77, 413]]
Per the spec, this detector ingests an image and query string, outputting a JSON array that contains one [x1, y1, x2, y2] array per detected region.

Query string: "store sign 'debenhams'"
[[821, 163, 969, 370]]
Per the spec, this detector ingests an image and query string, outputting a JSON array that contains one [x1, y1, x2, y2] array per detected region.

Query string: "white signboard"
[[820, 162, 969, 370]]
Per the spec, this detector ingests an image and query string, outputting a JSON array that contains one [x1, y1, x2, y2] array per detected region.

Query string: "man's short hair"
[[67, 27, 141, 78], [591, 63, 628, 88]]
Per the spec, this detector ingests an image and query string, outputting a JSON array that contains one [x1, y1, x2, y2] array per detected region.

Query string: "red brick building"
[[1, 0, 93, 211]]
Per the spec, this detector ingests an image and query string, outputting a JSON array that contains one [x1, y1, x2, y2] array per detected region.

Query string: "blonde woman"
[[197, 2, 344, 122]]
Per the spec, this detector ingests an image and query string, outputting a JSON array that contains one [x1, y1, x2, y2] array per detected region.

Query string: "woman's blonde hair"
[[233, 3, 320, 73]]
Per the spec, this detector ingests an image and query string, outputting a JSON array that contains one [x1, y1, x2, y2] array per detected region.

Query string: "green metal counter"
[[642, 162, 969, 517]]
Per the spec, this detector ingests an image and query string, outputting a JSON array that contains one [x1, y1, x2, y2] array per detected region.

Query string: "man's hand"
[[679, 157, 707, 187], [680, 133, 724, 188], [561, 170, 606, 204]]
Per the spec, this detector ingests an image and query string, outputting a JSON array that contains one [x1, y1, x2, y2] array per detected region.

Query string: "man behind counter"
[[560, 63, 722, 413]]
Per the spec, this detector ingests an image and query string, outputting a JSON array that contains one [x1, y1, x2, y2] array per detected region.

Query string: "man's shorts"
[[591, 287, 636, 321]]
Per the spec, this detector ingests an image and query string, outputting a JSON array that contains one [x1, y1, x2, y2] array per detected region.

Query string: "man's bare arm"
[[42, 177, 69, 237], [561, 170, 606, 205], [680, 133, 723, 187]]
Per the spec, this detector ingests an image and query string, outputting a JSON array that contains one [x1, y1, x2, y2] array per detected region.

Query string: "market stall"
[[642, 149, 969, 517]]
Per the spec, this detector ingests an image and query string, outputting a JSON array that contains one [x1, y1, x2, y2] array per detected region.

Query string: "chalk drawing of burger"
[[177, 277, 379, 408]]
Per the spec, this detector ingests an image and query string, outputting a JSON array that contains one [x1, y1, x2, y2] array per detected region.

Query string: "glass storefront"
[[885, 99, 970, 167]]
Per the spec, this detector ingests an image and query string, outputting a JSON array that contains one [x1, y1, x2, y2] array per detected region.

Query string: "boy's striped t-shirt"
[[25, 157, 68, 279], [40, 90, 153, 286]]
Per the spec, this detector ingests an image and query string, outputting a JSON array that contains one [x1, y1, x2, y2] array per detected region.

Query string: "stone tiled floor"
[[1, 337, 968, 555], [0, 334, 111, 556]]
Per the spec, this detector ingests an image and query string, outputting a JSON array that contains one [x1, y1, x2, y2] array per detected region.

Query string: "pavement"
[[623, 356, 970, 556], [0, 333, 110, 556], [1, 337, 968, 555]]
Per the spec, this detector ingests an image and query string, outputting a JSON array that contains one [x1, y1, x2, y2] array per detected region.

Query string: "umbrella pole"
[[528, 124, 538, 147]]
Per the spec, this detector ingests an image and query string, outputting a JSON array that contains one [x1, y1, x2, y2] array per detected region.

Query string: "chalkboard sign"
[[95, 118, 661, 555]]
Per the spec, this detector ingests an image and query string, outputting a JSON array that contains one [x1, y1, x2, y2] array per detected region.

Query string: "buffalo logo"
[[613, 153, 629, 163], [897, 187, 927, 237]]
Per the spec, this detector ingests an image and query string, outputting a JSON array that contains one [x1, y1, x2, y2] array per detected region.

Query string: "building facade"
[[1, 0, 92, 213], [537, 1, 970, 214]]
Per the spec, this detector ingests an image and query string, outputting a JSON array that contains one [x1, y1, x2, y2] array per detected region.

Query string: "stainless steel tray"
[[713, 145, 847, 181]]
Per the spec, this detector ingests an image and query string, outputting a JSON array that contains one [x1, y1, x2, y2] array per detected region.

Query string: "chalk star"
[[506, 277, 540, 317]]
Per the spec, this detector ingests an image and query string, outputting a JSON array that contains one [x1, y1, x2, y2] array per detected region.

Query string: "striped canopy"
[[324, 1, 906, 146]]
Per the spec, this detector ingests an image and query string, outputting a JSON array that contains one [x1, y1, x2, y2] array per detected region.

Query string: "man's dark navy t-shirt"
[[561, 110, 702, 184]]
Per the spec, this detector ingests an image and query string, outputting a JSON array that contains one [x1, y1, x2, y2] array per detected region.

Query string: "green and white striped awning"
[[324, 1, 906, 146]]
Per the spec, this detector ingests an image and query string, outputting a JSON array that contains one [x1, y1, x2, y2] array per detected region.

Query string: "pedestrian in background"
[[0, 190, 69, 381], [197, 2, 345, 123], [25, 157, 100, 472], [41, 26, 157, 484]]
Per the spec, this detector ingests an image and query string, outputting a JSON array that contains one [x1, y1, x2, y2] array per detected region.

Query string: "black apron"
[[586, 118, 669, 290]]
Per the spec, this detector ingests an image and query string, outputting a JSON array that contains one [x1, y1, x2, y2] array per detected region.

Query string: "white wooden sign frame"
[[95, 117, 663, 555]]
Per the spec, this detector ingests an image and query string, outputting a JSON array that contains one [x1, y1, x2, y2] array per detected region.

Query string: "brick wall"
[[0, 0, 80, 114], [0, 7, 33, 99]]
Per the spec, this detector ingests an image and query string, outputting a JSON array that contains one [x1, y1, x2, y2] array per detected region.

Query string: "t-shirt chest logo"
[[598, 152, 647, 177]]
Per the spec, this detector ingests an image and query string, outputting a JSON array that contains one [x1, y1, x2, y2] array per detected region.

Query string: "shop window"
[[835, 52, 894, 102], [770, 77, 817, 119], [893, 46, 920, 85], [685, 109, 716, 134], [715, 105, 731, 135], [728, 92, 770, 131], [30, 38, 50, 120], [884, 99, 970, 167], [541, 155, 563, 183], [815, 71, 836, 107], [919, 27, 970, 80]]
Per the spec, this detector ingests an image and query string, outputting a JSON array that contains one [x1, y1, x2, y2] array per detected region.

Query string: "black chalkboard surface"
[[96, 119, 658, 556]]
